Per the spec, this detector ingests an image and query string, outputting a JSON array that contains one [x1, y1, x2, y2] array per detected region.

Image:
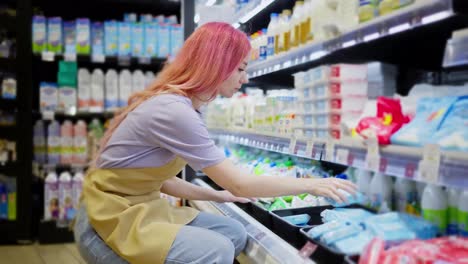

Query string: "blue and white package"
[[63, 21, 76, 55], [118, 22, 131, 57], [91, 22, 104, 56], [321, 208, 375, 224], [170, 24, 183, 57], [32, 16, 47, 53], [391, 96, 458, 147], [281, 214, 311, 226], [104, 20, 118, 56], [320, 224, 362, 245], [76, 18, 91, 55], [432, 96, 468, 152], [307, 220, 346, 239], [144, 22, 158, 57], [333, 230, 375, 255], [123, 13, 137, 22], [47, 17, 63, 54], [326, 189, 366, 207], [398, 213, 438, 239], [365, 214, 416, 241], [158, 23, 170, 58], [131, 23, 144, 57]]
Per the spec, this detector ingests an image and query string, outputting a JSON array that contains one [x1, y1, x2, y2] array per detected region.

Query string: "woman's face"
[[218, 56, 249, 98]]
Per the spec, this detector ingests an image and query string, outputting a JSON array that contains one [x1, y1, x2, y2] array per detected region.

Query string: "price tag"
[[64, 53, 76, 61], [405, 163, 417, 178], [42, 111, 55, 120], [305, 139, 314, 157], [288, 136, 297, 155], [325, 138, 335, 162], [298, 241, 318, 258], [365, 138, 380, 171], [336, 148, 350, 165], [418, 144, 441, 183], [91, 54, 105, 63], [379, 157, 388, 173], [41, 51, 55, 62]]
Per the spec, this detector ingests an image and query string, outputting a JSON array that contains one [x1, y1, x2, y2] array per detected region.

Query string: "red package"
[[355, 97, 410, 145], [359, 238, 386, 264]]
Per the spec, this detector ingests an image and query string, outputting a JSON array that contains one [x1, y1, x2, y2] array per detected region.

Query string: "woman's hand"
[[215, 190, 256, 204], [307, 178, 358, 203]]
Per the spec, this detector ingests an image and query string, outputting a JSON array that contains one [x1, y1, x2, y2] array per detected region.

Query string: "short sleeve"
[[145, 98, 225, 171]]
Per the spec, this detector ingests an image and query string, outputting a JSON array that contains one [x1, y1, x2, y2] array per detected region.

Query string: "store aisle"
[[0, 243, 85, 264]]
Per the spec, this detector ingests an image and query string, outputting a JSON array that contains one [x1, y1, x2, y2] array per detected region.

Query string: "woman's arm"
[[160, 176, 251, 203], [203, 159, 356, 202]]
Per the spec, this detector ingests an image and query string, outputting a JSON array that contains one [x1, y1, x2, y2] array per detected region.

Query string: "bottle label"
[[423, 208, 448, 233], [447, 206, 459, 235], [259, 45, 267, 61], [267, 36, 275, 57]]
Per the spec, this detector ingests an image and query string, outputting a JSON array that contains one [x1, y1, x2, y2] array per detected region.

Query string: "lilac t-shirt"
[[97, 94, 225, 171]]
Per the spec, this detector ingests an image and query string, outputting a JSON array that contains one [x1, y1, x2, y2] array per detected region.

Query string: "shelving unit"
[[186, 0, 468, 262]]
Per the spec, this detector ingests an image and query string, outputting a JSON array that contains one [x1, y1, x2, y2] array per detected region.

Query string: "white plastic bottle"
[[458, 190, 468, 237], [132, 70, 146, 92], [394, 177, 416, 213], [144, 71, 155, 88], [422, 184, 448, 235], [369, 173, 393, 211], [44, 171, 59, 220], [266, 13, 279, 58], [258, 29, 267, 61], [105, 69, 119, 112], [77, 68, 91, 112], [72, 171, 84, 211], [90, 69, 104, 112], [119, 69, 132, 107], [291, 1, 303, 49], [33, 120, 46, 163], [60, 120, 74, 164], [47, 120, 61, 165], [72, 120, 87, 165], [356, 170, 373, 206], [447, 188, 460, 235], [58, 171, 73, 223]]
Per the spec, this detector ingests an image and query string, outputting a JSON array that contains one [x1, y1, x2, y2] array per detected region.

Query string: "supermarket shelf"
[[0, 98, 17, 110], [0, 57, 16, 71], [0, 162, 19, 175], [443, 35, 468, 68], [191, 178, 315, 264], [0, 220, 17, 244], [247, 0, 465, 78], [229, 0, 278, 28], [0, 126, 17, 139], [0, 14, 16, 32], [38, 220, 74, 244], [209, 128, 468, 189], [33, 53, 167, 68], [39, 110, 115, 120]]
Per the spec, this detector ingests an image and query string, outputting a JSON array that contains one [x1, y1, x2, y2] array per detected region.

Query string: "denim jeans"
[[74, 205, 247, 264]]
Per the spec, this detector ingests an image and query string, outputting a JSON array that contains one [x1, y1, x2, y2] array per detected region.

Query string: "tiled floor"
[[0, 243, 85, 264]]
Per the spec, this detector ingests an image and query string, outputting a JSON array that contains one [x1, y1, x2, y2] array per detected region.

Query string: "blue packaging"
[[391, 96, 458, 147], [32, 16, 47, 53], [170, 24, 183, 57], [91, 22, 104, 56], [282, 213, 311, 226], [333, 231, 375, 255], [158, 23, 170, 58], [259, 28, 267, 61], [320, 224, 362, 245], [0, 183, 7, 219], [326, 189, 366, 207], [124, 13, 137, 22], [321, 208, 375, 225], [63, 21, 76, 55], [140, 14, 153, 23], [432, 96, 468, 152], [144, 22, 158, 57], [118, 22, 131, 57], [131, 23, 144, 57], [307, 220, 347, 239], [47, 17, 63, 54], [104, 21, 118, 56], [76, 18, 91, 55]]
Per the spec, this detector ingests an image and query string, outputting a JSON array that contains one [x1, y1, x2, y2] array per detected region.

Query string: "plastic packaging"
[[47, 121, 61, 164], [47, 17, 63, 54], [76, 18, 91, 55], [369, 173, 393, 211], [44, 171, 59, 220], [105, 69, 119, 111], [32, 16, 47, 53], [282, 213, 311, 226], [58, 171, 73, 223], [447, 188, 460, 235], [77, 69, 91, 112], [320, 224, 362, 245], [119, 69, 132, 107], [90, 69, 104, 112], [60, 120, 74, 164], [104, 20, 118, 56], [72, 120, 87, 164], [422, 184, 448, 235], [458, 190, 468, 237], [307, 220, 346, 239], [72, 171, 84, 214]]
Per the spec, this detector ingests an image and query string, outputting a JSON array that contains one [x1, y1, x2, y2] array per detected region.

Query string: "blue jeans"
[[74, 206, 247, 264]]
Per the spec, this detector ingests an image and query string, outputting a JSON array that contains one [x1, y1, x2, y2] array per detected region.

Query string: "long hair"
[[91, 22, 251, 168]]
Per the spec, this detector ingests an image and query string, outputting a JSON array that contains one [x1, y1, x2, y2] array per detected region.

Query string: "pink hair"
[[91, 22, 251, 168]]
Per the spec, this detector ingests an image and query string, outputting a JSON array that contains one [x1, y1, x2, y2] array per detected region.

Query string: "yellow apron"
[[83, 157, 199, 264]]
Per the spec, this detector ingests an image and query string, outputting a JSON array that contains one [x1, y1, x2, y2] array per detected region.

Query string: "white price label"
[[288, 137, 297, 155], [64, 53, 77, 61], [422, 144, 441, 164], [325, 138, 335, 162], [418, 160, 439, 183], [91, 54, 105, 63], [336, 148, 350, 165], [366, 156, 380, 171], [41, 51, 55, 62], [42, 111, 55, 120], [305, 139, 314, 157]]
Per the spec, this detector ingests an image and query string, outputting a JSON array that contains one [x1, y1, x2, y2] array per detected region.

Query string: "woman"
[[74, 22, 356, 264]]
